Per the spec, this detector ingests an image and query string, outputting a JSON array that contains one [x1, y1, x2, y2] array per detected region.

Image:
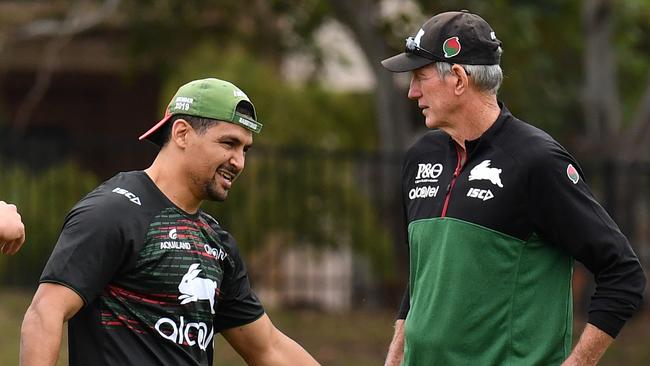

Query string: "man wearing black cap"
[[21, 78, 319, 365], [381, 10, 645, 366]]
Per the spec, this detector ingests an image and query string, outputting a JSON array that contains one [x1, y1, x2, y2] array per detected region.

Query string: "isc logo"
[[467, 188, 494, 201], [112, 187, 141, 205]]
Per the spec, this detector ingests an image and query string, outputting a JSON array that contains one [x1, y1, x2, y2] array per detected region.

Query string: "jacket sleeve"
[[397, 152, 412, 320], [526, 142, 646, 337], [397, 283, 410, 319]]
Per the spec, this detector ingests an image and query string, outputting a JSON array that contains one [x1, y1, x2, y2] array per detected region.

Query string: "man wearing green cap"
[[20, 78, 319, 365]]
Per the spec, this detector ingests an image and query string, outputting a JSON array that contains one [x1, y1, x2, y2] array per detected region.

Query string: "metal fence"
[[193, 147, 406, 311], [1, 142, 649, 314]]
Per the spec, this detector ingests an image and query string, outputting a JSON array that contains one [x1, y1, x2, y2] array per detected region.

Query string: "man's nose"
[[229, 149, 246, 171], [407, 76, 421, 100]]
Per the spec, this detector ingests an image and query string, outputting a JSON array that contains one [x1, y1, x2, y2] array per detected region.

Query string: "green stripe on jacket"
[[404, 217, 573, 365]]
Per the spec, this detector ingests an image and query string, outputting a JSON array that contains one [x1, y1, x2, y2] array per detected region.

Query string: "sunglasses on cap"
[[404, 36, 471, 75], [405, 36, 437, 60]]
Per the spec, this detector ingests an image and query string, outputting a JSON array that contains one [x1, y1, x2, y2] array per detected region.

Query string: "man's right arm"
[[20, 283, 84, 366], [385, 284, 410, 366], [385, 319, 405, 366]]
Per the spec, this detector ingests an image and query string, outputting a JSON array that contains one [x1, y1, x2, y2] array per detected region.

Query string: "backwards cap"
[[139, 78, 262, 145]]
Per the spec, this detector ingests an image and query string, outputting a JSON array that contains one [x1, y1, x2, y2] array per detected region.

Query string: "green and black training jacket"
[[397, 103, 645, 365]]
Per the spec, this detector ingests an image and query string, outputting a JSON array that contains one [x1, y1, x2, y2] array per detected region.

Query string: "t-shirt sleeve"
[[526, 143, 646, 338], [213, 233, 265, 332], [40, 197, 134, 306]]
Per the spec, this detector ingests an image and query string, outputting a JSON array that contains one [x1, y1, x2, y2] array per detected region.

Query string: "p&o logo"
[[415, 163, 443, 184], [410, 162, 443, 200]]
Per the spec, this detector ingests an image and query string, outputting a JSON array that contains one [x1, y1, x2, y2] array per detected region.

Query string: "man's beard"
[[204, 180, 228, 202], [202, 163, 239, 202]]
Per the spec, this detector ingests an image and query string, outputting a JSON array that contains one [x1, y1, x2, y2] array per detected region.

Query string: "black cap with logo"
[[381, 10, 502, 72]]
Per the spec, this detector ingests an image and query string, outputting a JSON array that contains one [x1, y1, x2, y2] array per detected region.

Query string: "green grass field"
[[0, 288, 394, 365], [2, 288, 649, 365]]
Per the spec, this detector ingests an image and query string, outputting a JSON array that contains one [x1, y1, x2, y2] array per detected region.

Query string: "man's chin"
[[209, 193, 228, 202], [205, 187, 229, 202]]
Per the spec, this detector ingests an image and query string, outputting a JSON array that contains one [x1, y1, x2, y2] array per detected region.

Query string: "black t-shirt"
[[41, 171, 264, 365]]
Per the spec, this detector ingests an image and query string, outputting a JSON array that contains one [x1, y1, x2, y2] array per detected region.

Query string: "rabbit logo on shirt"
[[178, 263, 217, 314]]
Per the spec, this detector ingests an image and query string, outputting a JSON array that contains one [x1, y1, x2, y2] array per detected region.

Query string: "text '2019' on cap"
[[139, 78, 262, 146]]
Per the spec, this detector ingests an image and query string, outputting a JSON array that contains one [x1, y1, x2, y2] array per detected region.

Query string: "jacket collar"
[[461, 101, 512, 156]]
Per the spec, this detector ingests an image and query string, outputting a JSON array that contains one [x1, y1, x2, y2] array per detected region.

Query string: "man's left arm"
[[528, 144, 646, 362], [561, 324, 612, 366], [222, 313, 319, 365], [213, 230, 319, 365]]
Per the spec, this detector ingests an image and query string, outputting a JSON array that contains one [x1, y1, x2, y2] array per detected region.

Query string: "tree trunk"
[[328, 0, 415, 286], [328, 0, 413, 154], [582, 0, 620, 150], [580, 0, 650, 316]]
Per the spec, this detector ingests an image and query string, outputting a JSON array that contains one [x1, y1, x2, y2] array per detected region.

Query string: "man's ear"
[[450, 64, 469, 96], [170, 119, 192, 148]]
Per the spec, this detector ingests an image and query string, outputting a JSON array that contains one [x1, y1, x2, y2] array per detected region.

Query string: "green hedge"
[[0, 161, 98, 287]]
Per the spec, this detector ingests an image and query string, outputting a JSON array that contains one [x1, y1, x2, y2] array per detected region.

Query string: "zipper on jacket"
[[441, 144, 465, 217]]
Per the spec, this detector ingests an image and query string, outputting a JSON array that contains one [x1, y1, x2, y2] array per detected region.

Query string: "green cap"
[[139, 78, 262, 145]]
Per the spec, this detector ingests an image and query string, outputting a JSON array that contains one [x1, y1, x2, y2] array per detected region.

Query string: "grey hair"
[[434, 51, 504, 95]]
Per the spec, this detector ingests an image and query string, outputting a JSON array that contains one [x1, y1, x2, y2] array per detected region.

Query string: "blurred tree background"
[[1, 0, 649, 364]]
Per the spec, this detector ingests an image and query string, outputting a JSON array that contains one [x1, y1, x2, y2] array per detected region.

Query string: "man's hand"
[[0, 201, 26, 255], [561, 323, 613, 366], [222, 313, 320, 365]]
